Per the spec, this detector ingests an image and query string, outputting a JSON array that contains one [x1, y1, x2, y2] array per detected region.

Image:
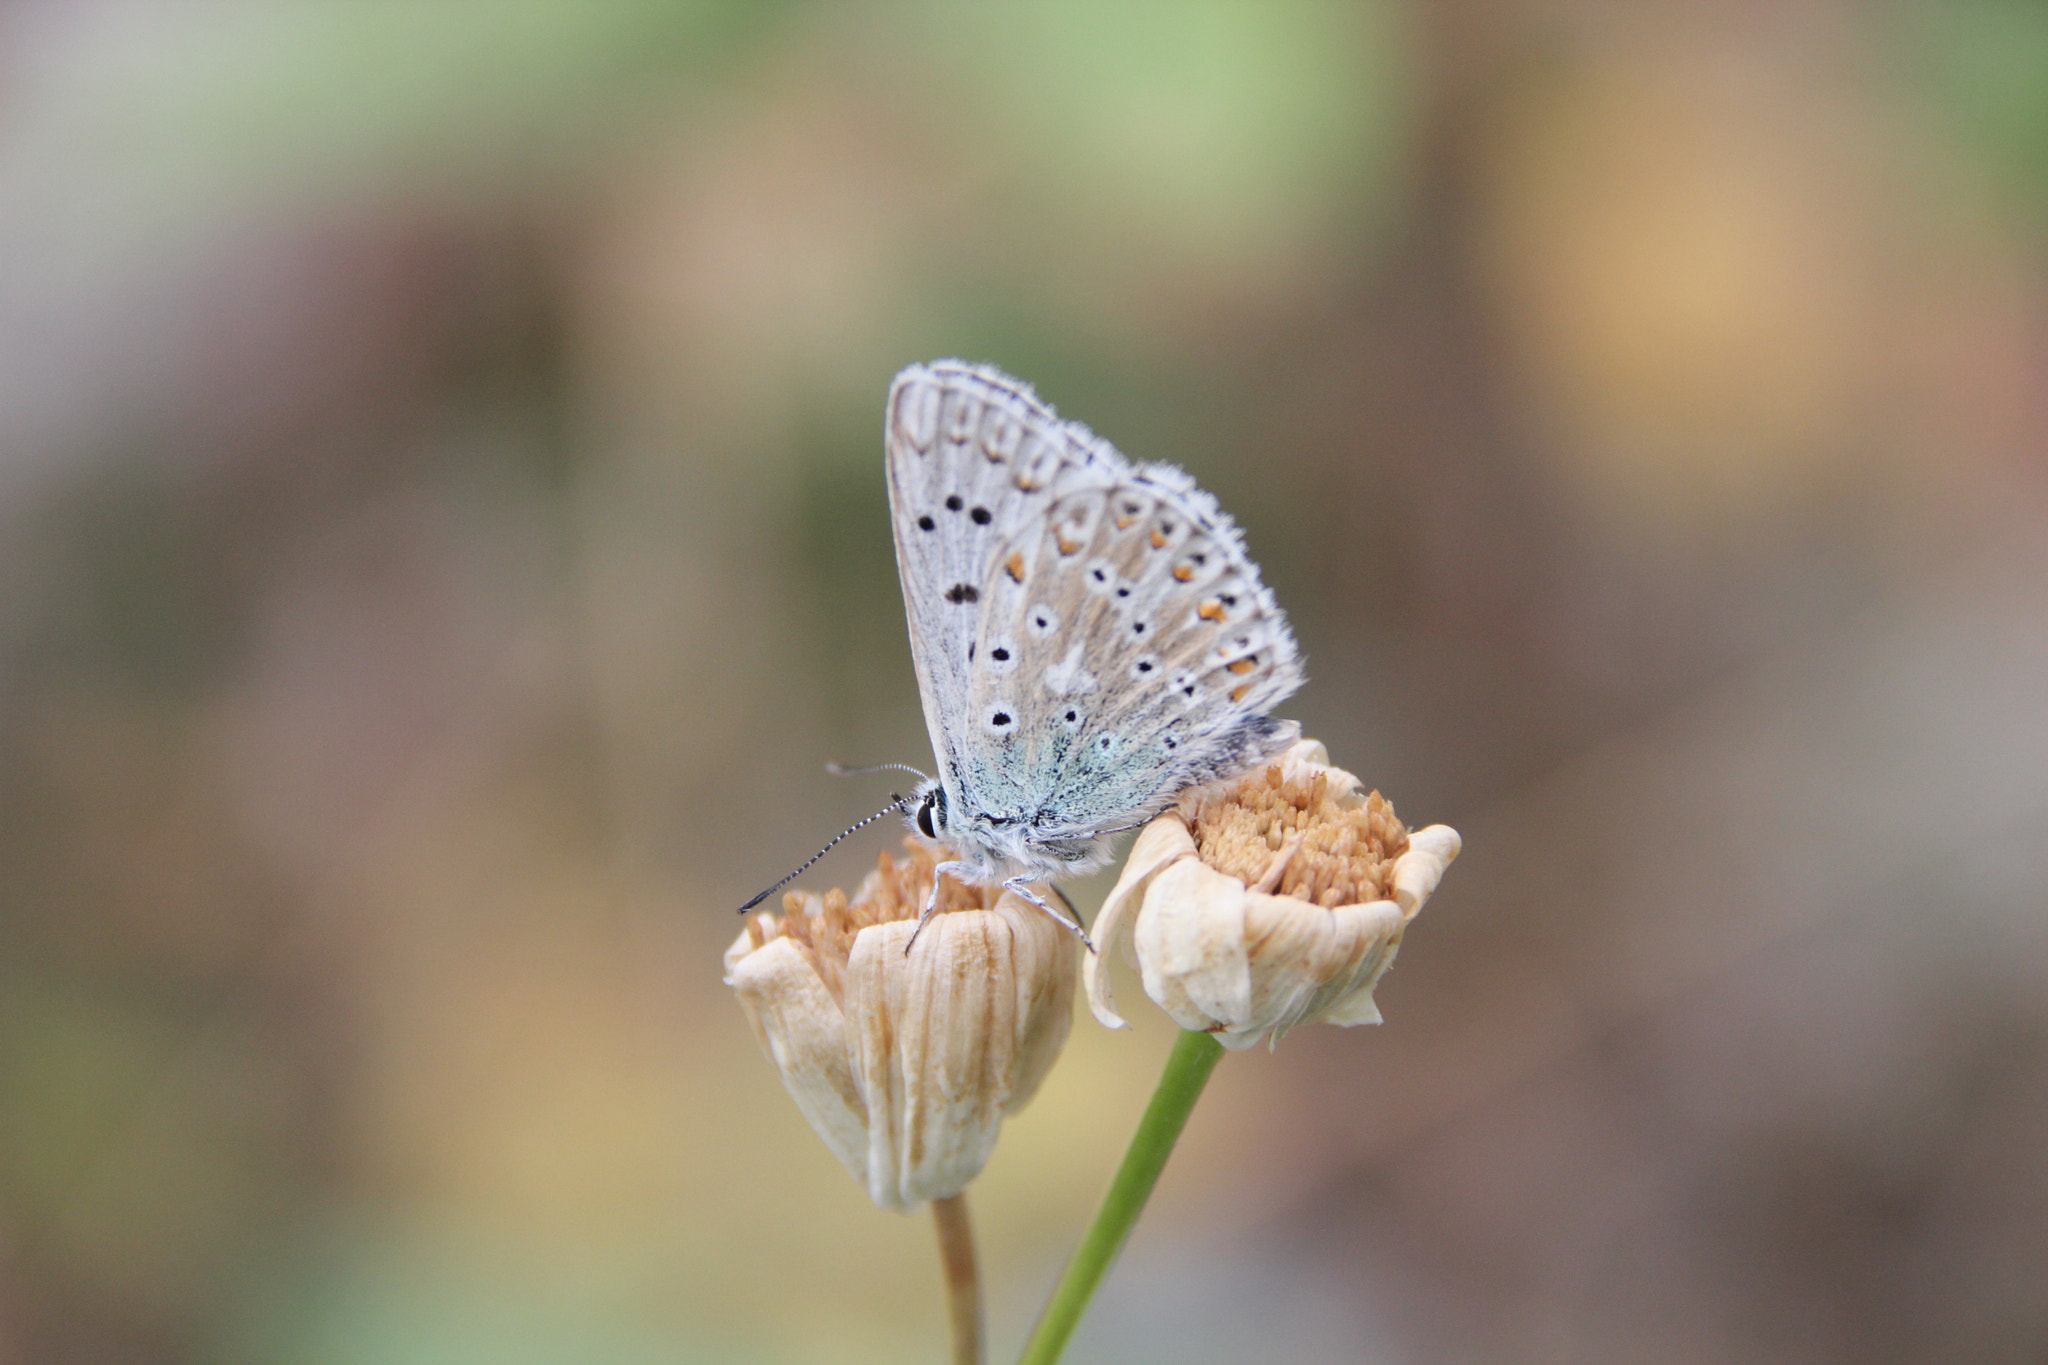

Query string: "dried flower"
[[1084, 738, 1460, 1050], [725, 838, 1078, 1211]]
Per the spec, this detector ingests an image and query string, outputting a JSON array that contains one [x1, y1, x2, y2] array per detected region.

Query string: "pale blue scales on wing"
[[887, 360, 1303, 931]]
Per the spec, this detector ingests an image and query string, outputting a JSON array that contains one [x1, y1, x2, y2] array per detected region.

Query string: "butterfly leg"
[[1003, 877, 1094, 953], [906, 860, 978, 954]]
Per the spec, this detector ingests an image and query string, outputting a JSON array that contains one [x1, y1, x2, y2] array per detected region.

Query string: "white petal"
[[724, 932, 871, 1189], [845, 917, 977, 1209], [1286, 736, 1330, 766], [1300, 898, 1408, 1027], [1134, 857, 1251, 1036], [1317, 988, 1383, 1026], [1084, 814, 1196, 1030], [1211, 890, 1408, 1048], [1391, 824, 1462, 919], [842, 900, 1078, 1210], [994, 891, 1080, 1113]]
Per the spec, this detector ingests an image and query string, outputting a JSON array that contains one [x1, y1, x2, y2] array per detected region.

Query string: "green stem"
[[1017, 1029, 1226, 1365]]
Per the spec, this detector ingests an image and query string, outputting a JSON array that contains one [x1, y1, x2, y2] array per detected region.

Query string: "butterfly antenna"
[[735, 797, 909, 914], [825, 761, 931, 781]]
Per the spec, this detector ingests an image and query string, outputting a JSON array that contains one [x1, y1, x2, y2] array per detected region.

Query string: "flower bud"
[[1084, 738, 1460, 1050], [725, 839, 1078, 1211]]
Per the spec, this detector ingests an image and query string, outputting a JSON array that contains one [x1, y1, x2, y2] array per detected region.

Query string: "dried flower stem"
[[933, 1193, 984, 1365], [1017, 1029, 1226, 1365]]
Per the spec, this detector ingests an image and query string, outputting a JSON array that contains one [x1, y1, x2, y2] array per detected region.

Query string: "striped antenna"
[[825, 761, 931, 781], [735, 797, 909, 914]]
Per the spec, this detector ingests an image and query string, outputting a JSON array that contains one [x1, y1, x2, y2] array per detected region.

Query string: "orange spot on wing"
[[1230, 682, 1252, 702], [1005, 552, 1025, 582], [1198, 600, 1225, 622], [1150, 528, 1168, 548], [1172, 564, 1194, 582], [1228, 657, 1258, 674], [1115, 514, 1136, 530]]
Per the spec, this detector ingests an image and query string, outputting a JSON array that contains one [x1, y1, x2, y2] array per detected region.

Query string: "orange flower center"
[[1181, 762, 1409, 907], [743, 839, 1009, 1002]]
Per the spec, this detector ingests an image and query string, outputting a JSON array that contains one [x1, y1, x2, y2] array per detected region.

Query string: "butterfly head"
[[903, 777, 1011, 880], [908, 778, 947, 843]]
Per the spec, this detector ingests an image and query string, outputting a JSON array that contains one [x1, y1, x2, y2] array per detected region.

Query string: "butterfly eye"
[[916, 794, 938, 839]]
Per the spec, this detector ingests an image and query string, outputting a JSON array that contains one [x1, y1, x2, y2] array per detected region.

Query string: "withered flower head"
[[725, 838, 1078, 1211], [1084, 738, 1460, 1050]]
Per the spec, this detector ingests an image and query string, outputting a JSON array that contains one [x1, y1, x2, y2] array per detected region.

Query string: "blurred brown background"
[[2, 4, 2044, 1363]]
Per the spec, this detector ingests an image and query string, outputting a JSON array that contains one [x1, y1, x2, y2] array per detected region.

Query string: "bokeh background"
[[3, 3, 2045, 1362]]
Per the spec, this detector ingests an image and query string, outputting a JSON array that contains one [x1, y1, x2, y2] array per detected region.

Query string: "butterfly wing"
[[887, 362, 1117, 800], [971, 460, 1303, 842], [885, 360, 1302, 857]]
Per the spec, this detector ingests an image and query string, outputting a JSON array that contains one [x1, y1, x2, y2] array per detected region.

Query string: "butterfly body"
[[886, 361, 1303, 906]]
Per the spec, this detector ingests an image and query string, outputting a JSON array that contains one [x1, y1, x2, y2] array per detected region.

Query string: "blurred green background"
[[2, 3, 2045, 1362]]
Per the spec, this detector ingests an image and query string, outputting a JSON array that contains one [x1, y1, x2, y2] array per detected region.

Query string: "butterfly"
[[739, 361, 1303, 938], [882, 360, 1303, 936]]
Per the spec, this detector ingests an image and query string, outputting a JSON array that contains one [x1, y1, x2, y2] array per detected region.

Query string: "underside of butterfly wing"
[[884, 360, 1302, 875], [972, 462, 1302, 840], [886, 363, 1113, 792]]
